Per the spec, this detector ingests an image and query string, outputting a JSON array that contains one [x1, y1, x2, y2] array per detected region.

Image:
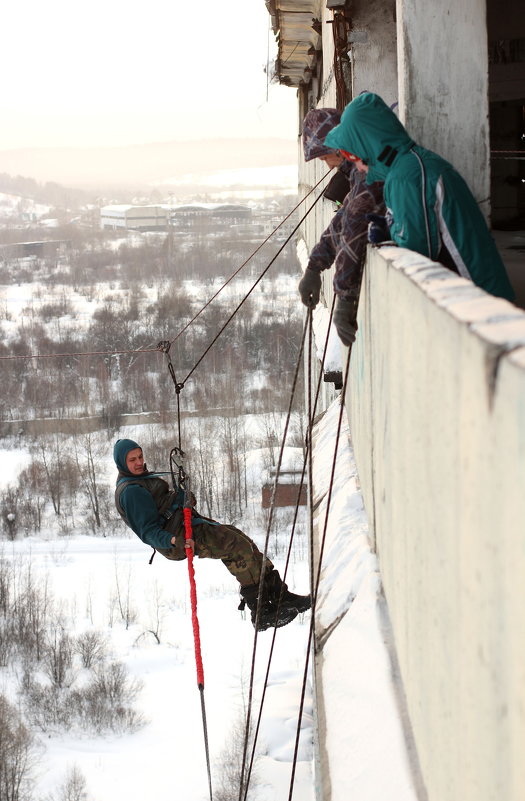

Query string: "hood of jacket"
[[324, 93, 414, 182], [113, 438, 141, 475], [302, 108, 342, 161]]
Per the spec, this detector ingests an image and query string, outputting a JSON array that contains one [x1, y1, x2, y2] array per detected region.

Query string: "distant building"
[[1, 240, 71, 260], [100, 205, 167, 231], [261, 459, 307, 509], [261, 479, 307, 509], [169, 203, 252, 228]]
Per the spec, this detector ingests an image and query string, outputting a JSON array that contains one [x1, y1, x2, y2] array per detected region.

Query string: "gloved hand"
[[333, 297, 358, 347], [366, 213, 392, 246], [298, 267, 322, 308]]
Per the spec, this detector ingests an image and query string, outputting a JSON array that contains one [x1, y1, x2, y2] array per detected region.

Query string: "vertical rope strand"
[[183, 506, 213, 801], [287, 346, 352, 801]]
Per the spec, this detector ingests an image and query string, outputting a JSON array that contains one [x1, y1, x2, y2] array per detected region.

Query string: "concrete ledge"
[[348, 245, 525, 801]]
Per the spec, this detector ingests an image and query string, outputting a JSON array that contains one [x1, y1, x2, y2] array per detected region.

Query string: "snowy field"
[[0, 425, 313, 801]]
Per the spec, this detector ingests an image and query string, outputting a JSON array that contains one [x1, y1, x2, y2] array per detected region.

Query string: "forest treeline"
[[1, 212, 303, 421], [1, 211, 305, 537]]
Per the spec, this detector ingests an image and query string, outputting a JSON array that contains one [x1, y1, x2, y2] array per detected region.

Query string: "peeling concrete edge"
[[309, 407, 333, 801], [314, 608, 351, 652], [372, 247, 525, 407], [377, 591, 430, 801]]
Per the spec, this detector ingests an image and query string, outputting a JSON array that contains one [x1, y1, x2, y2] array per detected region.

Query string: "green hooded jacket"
[[325, 93, 515, 301]]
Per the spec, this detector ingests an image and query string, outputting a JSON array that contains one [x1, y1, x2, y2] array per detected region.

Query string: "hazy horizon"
[[0, 136, 298, 192], [1, 0, 297, 152]]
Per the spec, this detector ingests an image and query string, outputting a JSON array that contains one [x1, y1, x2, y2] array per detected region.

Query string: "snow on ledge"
[[311, 397, 421, 801]]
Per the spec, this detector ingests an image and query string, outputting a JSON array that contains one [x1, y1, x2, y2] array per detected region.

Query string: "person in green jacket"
[[113, 438, 311, 632], [324, 92, 515, 301]]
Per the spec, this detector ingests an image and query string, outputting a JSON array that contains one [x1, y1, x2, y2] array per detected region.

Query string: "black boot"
[[238, 582, 299, 632], [264, 568, 311, 614]]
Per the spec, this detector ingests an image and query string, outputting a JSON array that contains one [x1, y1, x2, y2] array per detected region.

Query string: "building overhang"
[[265, 0, 323, 87]]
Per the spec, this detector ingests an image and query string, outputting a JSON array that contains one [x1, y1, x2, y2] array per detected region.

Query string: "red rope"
[[183, 507, 204, 688]]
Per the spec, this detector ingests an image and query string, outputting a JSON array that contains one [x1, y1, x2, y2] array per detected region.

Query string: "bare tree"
[[0, 694, 38, 801], [137, 579, 166, 645], [0, 488, 19, 540], [54, 764, 88, 801], [37, 437, 64, 516], [113, 561, 137, 630], [74, 631, 107, 670], [43, 622, 75, 689], [74, 434, 108, 532]]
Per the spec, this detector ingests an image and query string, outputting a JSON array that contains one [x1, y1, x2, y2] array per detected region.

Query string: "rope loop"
[[169, 446, 186, 491]]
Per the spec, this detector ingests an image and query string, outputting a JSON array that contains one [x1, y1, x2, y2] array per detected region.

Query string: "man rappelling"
[[113, 438, 311, 632]]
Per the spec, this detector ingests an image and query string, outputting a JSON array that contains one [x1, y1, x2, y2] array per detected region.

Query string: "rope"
[[182, 187, 327, 387], [240, 297, 338, 801], [237, 310, 310, 801], [0, 173, 332, 366], [168, 413, 212, 800], [183, 505, 213, 801], [159, 342, 185, 451], [287, 330, 352, 801], [167, 173, 330, 348], [0, 345, 159, 362], [183, 509, 204, 687]]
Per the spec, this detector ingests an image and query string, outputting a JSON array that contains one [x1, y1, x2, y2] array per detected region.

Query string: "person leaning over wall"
[[324, 92, 515, 301], [298, 108, 385, 347]]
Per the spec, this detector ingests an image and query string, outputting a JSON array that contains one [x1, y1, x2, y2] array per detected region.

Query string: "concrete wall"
[[348, 244, 525, 801], [396, 0, 490, 212], [350, 0, 397, 101], [299, 0, 398, 313]]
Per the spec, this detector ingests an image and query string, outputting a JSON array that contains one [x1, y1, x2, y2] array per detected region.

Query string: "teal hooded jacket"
[[113, 438, 211, 553], [325, 93, 515, 301]]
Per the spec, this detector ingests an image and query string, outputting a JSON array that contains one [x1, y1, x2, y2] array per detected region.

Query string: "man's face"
[[126, 448, 145, 475], [319, 152, 344, 168]]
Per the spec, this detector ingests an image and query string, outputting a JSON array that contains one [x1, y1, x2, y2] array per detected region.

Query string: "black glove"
[[366, 213, 392, 246], [298, 267, 322, 308], [333, 297, 358, 347]]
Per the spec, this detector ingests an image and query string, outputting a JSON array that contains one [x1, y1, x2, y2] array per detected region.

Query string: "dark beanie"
[[113, 439, 141, 473]]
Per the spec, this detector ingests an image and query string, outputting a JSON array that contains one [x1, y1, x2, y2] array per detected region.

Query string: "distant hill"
[[0, 138, 298, 191]]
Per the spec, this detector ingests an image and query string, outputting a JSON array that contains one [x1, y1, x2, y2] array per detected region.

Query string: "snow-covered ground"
[[0, 191, 51, 220], [0, 395, 420, 801], [0, 425, 313, 801]]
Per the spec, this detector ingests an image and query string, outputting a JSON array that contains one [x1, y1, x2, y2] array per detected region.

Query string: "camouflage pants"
[[158, 516, 273, 588]]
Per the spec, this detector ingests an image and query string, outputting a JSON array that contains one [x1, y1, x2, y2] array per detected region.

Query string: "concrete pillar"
[[396, 0, 490, 215], [350, 0, 398, 103]]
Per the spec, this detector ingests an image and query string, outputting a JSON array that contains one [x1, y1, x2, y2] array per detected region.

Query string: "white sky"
[[1, 0, 298, 150]]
